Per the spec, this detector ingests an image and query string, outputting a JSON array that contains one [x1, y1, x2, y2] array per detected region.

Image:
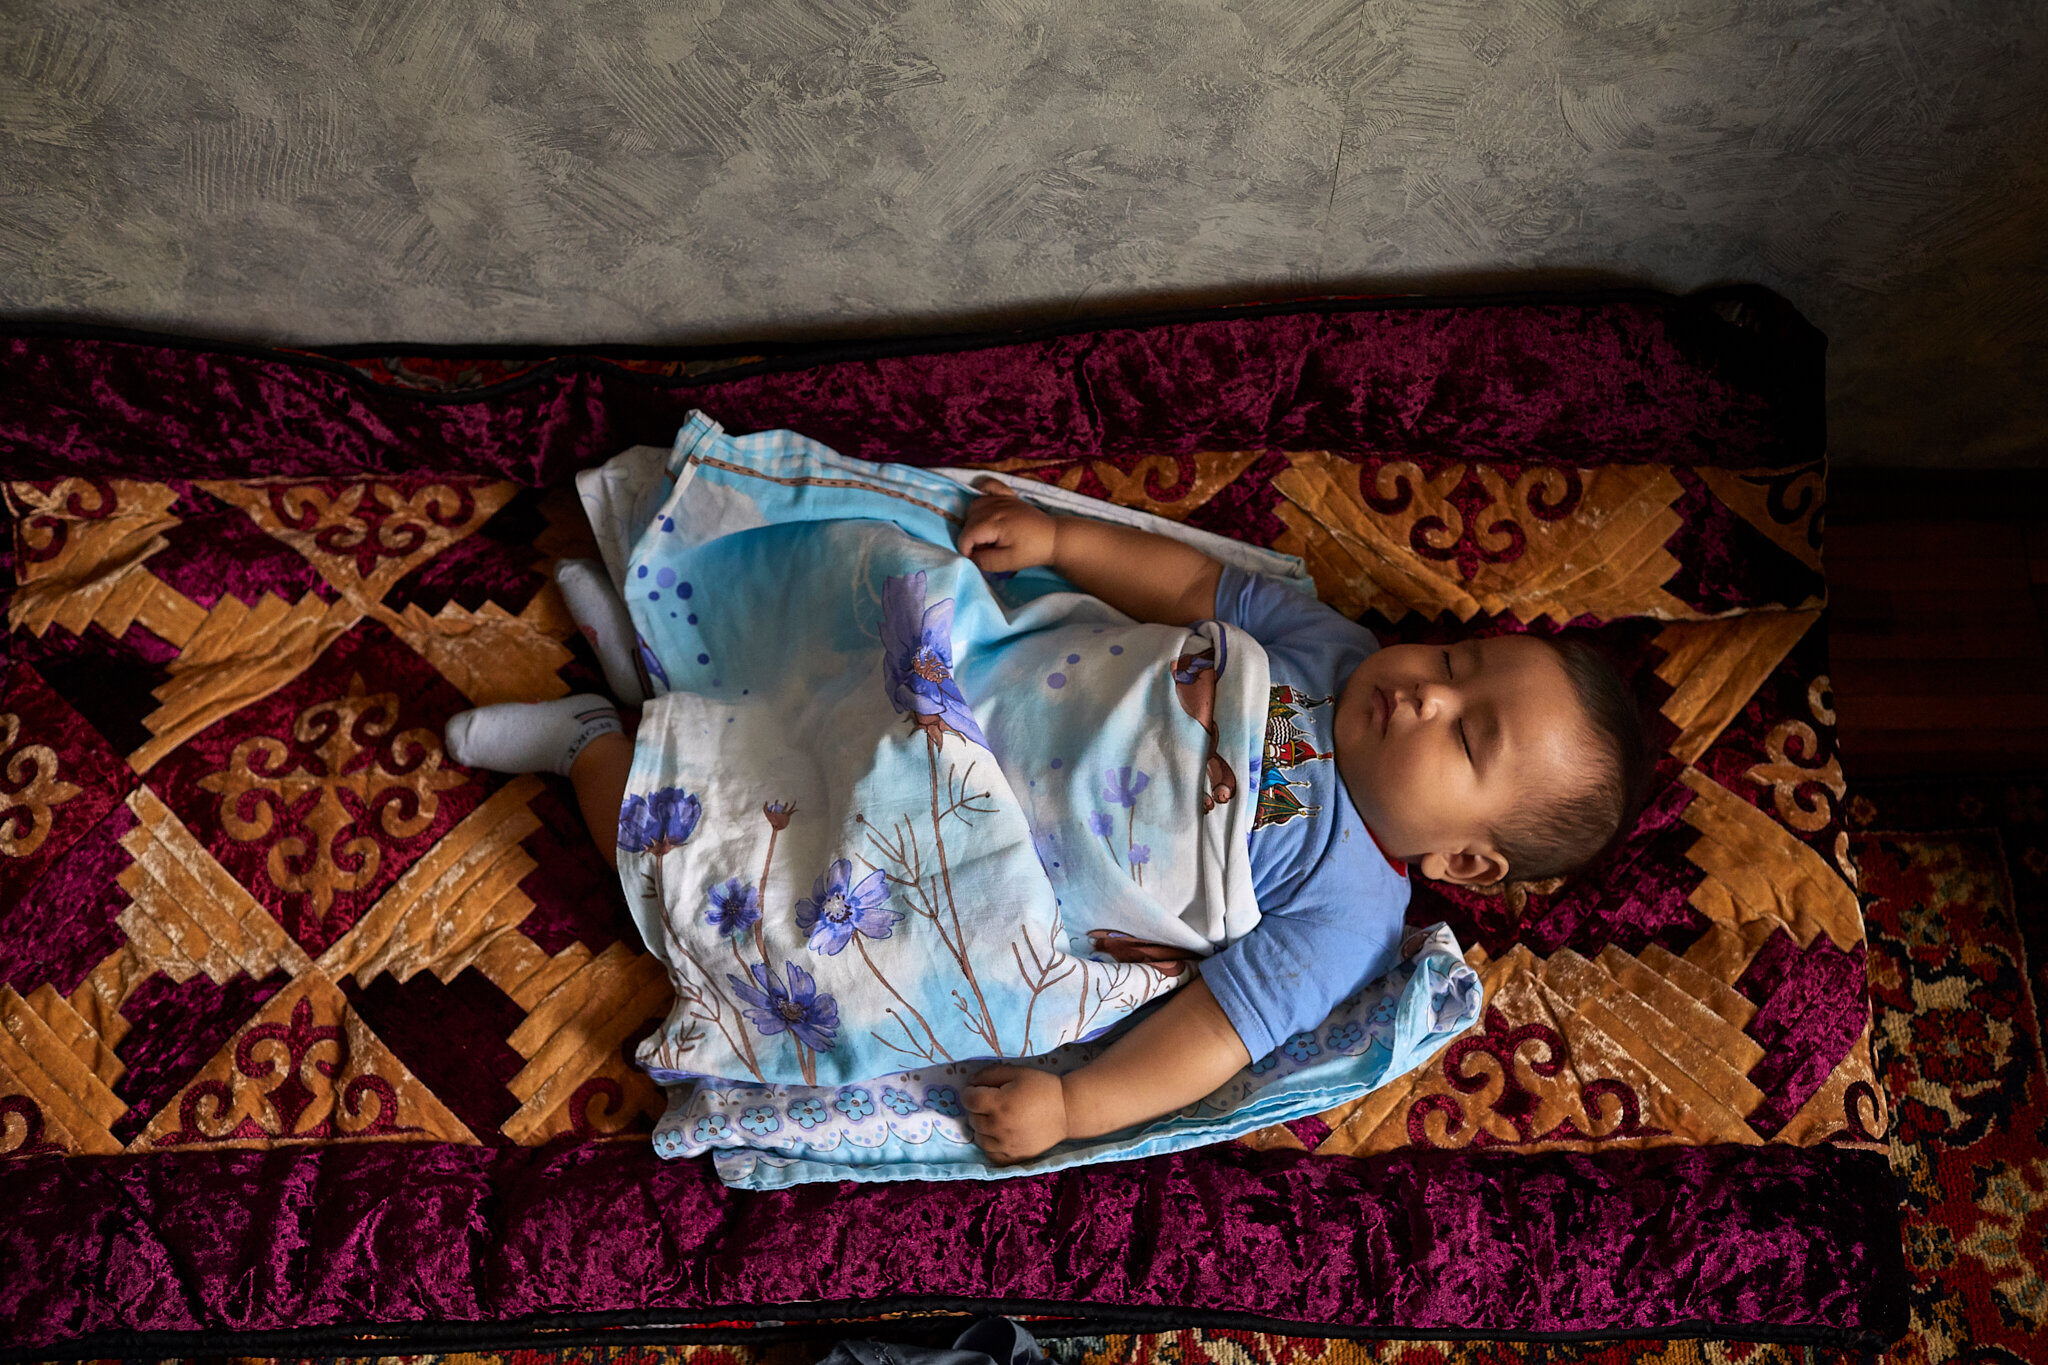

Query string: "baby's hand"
[[963, 1063, 1068, 1165], [956, 479, 1058, 573]]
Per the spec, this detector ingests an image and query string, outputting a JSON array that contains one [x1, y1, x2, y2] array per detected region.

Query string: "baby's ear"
[[1421, 848, 1511, 888]]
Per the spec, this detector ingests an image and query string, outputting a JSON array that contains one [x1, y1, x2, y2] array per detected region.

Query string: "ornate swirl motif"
[[267, 482, 476, 582], [197, 674, 465, 919], [1358, 461, 1585, 582], [1139, 452, 1199, 505], [1406, 1005, 1670, 1148], [1362, 461, 1424, 515], [1808, 674, 1836, 727], [153, 996, 420, 1146], [0, 712, 83, 859], [14, 477, 118, 564], [156, 1081, 245, 1145], [1518, 467, 1583, 522], [1748, 719, 1847, 833], [1829, 1079, 1888, 1144], [569, 1077, 635, 1139], [0, 1094, 68, 1158], [236, 995, 346, 1137], [1739, 462, 1826, 553]]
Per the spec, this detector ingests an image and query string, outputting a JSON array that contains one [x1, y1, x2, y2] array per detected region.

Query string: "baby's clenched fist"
[[962, 1063, 1068, 1165], [956, 479, 1059, 573]]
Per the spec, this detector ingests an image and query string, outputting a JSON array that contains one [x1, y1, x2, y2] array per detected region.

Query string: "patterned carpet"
[[35, 772, 2045, 1365]]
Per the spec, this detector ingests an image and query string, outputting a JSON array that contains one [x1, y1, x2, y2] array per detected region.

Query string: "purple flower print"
[[795, 858, 899, 955], [705, 877, 762, 937], [1128, 844, 1151, 866], [1099, 768, 1151, 874], [728, 961, 840, 1052], [1087, 809, 1122, 867], [880, 571, 987, 748], [1101, 767, 1150, 807], [618, 787, 701, 854]]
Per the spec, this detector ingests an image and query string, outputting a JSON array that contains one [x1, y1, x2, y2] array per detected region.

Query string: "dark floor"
[[1828, 469, 2048, 777]]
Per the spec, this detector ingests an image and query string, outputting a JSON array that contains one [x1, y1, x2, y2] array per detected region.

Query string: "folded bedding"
[[0, 293, 1906, 1353]]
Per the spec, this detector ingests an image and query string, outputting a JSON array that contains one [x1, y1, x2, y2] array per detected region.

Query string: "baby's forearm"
[[1048, 516, 1223, 627], [1059, 975, 1253, 1138]]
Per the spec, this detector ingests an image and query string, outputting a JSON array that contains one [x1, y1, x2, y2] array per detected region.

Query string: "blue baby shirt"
[[1196, 566, 1412, 1060]]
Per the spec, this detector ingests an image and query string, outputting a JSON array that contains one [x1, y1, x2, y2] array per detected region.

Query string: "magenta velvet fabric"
[[0, 292, 1820, 485], [0, 293, 1902, 1354], [0, 1143, 1902, 1346]]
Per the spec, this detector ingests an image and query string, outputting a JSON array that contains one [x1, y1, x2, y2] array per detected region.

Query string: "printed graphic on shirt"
[[1254, 684, 1333, 830]]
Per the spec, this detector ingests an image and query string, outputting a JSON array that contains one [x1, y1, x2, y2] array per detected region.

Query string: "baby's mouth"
[[1374, 685, 1391, 738]]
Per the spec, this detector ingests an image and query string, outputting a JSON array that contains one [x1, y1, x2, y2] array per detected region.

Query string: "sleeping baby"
[[444, 414, 1648, 1177]]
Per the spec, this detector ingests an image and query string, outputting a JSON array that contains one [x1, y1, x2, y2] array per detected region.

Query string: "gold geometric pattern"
[[318, 774, 545, 989], [1774, 1018, 1885, 1145], [116, 784, 310, 986], [388, 595, 577, 706], [130, 591, 364, 774], [1652, 610, 1820, 765], [1312, 935, 1879, 1157], [1314, 944, 1766, 1156], [0, 983, 125, 1155], [499, 940, 672, 1144], [3, 450, 1866, 1163], [5, 478, 203, 646], [977, 449, 1273, 522], [1680, 765, 1863, 953], [41, 768, 671, 1152], [1269, 454, 1690, 624], [199, 480, 519, 609], [129, 971, 476, 1150], [1694, 465, 1827, 579], [195, 672, 466, 922], [0, 472, 667, 1160]]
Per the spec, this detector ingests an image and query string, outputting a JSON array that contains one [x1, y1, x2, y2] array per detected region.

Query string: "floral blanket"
[[579, 413, 1483, 1183]]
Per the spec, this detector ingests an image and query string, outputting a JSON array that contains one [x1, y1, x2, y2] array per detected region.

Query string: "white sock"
[[555, 558, 647, 706], [445, 695, 622, 777]]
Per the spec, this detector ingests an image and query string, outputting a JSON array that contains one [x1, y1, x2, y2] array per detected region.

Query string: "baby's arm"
[[957, 480, 1223, 626], [963, 975, 1252, 1164]]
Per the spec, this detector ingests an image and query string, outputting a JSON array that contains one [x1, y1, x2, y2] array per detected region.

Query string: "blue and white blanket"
[[577, 413, 1482, 1186]]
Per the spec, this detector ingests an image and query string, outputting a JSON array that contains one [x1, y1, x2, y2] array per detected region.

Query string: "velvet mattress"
[[0, 290, 1905, 1355]]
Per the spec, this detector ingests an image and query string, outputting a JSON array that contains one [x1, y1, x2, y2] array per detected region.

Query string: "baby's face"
[[1331, 635, 1586, 885]]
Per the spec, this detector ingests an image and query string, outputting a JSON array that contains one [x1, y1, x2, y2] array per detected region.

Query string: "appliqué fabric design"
[[1254, 685, 1332, 830]]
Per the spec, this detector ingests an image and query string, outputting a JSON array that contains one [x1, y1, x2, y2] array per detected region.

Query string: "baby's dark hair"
[[1488, 636, 1653, 884]]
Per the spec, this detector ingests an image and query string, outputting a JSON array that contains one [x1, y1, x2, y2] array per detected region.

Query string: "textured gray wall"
[[3, 0, 2043, 467]]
